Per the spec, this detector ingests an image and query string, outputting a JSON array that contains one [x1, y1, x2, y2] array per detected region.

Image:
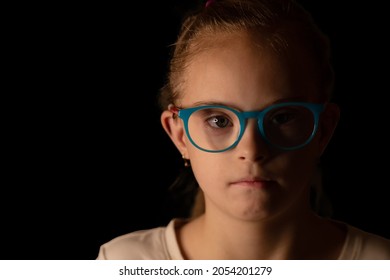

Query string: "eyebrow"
[[188, 96, 309, 110], [191, 101, 228, 107]]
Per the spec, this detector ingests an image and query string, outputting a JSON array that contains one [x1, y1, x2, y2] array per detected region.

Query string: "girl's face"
[[166, 32, 337, 222]]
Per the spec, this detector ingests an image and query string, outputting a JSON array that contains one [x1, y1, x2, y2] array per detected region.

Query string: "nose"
[[235, 119, 270, 162]]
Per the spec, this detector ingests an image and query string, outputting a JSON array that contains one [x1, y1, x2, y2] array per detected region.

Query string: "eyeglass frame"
[[169, 102, 326, 153]]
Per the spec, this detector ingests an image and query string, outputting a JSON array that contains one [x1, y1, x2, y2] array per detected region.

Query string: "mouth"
[[230, 177, 275, 188]]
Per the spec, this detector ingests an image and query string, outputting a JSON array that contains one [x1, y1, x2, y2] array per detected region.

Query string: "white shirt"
[[96, 219, 390, 260]]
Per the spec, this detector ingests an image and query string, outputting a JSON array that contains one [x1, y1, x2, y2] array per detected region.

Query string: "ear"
[[161, 110, 189, 157], [318, 103, 340, 156]]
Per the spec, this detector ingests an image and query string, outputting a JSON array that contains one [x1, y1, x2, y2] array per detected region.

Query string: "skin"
[[161, 31, 343, 259]]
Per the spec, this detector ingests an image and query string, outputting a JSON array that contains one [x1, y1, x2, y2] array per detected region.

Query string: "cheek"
[[187, 147, 224, 189], [278, 146, 319, 186]]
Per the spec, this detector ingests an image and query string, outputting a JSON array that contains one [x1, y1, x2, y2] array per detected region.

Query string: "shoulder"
[[96, 219, 185, 260], [97, 226, 168, 260], [339, 224, 390, 260]]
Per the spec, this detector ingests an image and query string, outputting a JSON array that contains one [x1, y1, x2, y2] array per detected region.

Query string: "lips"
[[230, 177, 274, 188]]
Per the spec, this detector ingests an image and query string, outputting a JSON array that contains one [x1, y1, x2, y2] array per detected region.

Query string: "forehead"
[[179, 31, 319, 109]]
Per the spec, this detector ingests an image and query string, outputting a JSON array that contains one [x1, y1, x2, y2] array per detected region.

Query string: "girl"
[[97, 0, 390, 259]]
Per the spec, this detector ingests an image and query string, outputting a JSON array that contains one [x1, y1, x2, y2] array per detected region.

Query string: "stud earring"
[[182, 155, 191, 167]]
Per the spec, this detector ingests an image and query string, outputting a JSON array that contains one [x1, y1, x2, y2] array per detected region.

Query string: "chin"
[[230, 203, 277, 222]]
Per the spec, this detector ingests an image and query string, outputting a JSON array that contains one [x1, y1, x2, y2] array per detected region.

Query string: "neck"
[[179, 207, 339, 260]]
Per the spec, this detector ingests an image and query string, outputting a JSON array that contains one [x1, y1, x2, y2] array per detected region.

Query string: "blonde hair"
[[159, 0, 334, 110]]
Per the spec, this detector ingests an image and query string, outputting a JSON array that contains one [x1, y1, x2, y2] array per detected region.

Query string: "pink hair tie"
[[205, 0, 215, 8]]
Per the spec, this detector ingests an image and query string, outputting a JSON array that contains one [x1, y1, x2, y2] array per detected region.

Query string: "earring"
[[182, 155, 191, 167]]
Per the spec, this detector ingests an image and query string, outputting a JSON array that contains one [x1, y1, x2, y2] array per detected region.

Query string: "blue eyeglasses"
[[169, 102, 325, 153]]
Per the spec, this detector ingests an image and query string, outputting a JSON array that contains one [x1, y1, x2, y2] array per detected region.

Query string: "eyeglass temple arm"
[[168, 104, 179, 118]]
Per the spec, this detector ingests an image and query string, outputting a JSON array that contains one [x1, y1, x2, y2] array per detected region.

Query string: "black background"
[[3, 1, 389, 260]]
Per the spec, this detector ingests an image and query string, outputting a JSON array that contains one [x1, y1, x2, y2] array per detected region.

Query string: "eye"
[[207, 115, 232, 128], [267, 107, 302, 126], [271, 111, 297, 125]]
